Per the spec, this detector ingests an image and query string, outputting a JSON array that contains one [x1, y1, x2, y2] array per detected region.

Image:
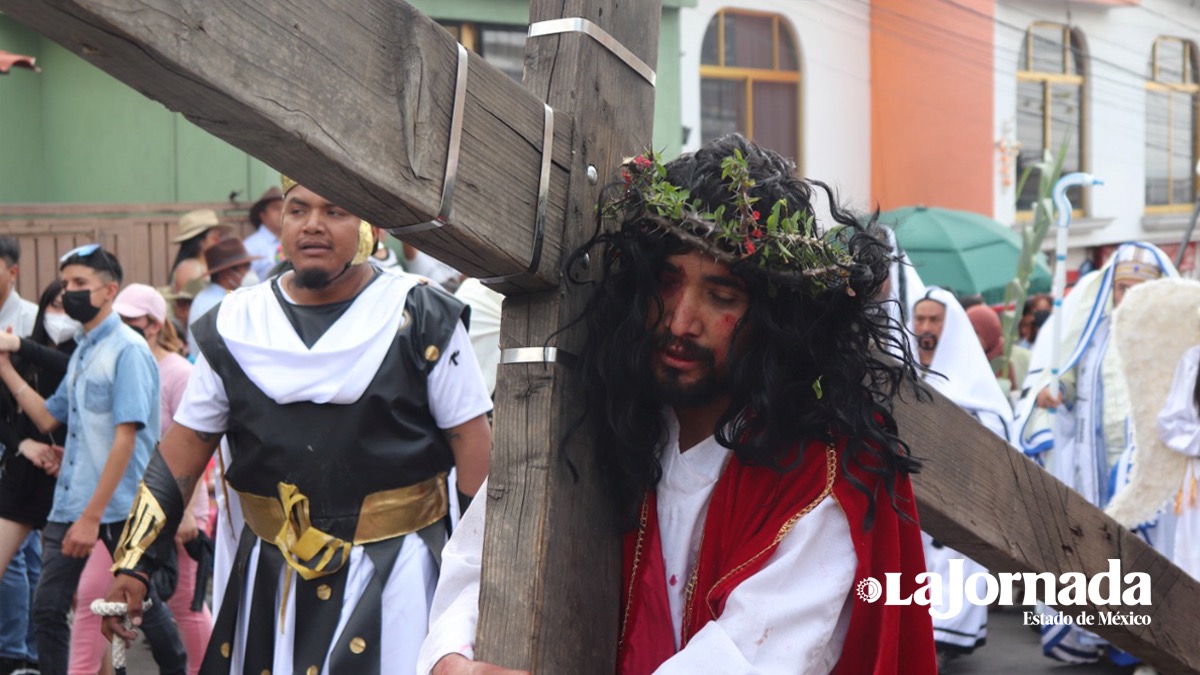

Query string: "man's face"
[[1112, 278, 1146, 307], [281, 186, 361, 289], [262, 199, 284, 234], [648, 251, 750, 408], [219, 263, 251, 290], [60, 264, 116, 310], [912, 299, 946, 366], [0, 258, 16, 301]]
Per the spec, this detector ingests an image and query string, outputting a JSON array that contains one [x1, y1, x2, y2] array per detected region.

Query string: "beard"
[[651, 333, 726, 407], [293, 266, 334, 290], [917, 332, 938, 357]]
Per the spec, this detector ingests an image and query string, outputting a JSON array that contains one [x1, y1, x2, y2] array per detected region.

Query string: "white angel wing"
[[1105, 277, 1200, 527]]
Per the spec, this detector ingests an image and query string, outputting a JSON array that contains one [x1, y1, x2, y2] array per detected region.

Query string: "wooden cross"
[[4, 1, 1199, 672]]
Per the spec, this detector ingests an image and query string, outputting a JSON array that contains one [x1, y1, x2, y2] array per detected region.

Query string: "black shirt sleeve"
[[16, 338, 71, 378]]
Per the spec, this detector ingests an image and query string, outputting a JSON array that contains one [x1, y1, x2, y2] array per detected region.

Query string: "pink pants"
[[69, 536, 213, 675]]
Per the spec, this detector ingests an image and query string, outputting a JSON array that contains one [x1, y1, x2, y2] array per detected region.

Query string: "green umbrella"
[[880, 205, 1052, 305]]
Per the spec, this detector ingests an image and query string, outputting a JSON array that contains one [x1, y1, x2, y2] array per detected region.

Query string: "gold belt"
[[234, 472, 448, 582]]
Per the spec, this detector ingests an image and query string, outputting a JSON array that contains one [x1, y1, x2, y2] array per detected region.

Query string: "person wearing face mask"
[[185, 238, 260, 360], [0, 279, 76, 675], [0, 245, 188, 675], [70, 284, 213, 675]]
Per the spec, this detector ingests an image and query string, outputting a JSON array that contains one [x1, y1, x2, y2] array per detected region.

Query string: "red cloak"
[[617, 439, 936, 674]]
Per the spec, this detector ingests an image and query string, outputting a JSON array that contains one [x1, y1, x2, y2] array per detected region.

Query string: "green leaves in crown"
[[602, 149, 855, 297]]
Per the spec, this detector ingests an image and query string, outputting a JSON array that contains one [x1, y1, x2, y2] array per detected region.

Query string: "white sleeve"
[[653, 498, 856, 675], [416, 478, 488, 674], [428, 322, 493, 429], [1159, 347, 1200, 458], [173, 352, 231, 434]]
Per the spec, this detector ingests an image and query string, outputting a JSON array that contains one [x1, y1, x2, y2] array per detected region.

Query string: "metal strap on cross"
[[528, 18, 657, 86], [392, 43, 471, 235], [499, 346, 578, 367]]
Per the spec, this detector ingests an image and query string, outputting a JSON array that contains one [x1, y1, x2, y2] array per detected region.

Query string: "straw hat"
[[160, 277, 207, 303], [173, 209, 232, 243]]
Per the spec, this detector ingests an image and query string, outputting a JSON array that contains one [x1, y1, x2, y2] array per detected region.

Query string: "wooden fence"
[[0, 201, 256, 300]]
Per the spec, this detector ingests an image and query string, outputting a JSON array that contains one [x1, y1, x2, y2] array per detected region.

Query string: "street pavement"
[[950, 605, 1140, 675]]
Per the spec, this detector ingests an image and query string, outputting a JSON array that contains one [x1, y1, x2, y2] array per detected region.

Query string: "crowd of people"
[[0, 134, 1193, 675], [898, 237, 1193, 674], [0, 175, 501, 675]]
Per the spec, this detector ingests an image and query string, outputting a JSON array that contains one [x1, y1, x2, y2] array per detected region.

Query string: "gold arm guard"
[[111, 482, 169, 573]]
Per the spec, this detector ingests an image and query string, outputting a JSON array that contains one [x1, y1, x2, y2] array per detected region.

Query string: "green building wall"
[[0, 3, 689, 205], [0, 15, 279, 205], [0, 16, 46, 202]]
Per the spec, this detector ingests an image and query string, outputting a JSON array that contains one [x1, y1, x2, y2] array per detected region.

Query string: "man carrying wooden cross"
[[100, 178, 493, 675], [419, 135, 936, 675]]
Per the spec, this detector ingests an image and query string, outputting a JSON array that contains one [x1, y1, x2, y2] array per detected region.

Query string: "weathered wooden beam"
[[0, 0, 572, 293], [902, 386, 1200, 674], [477, 1, 661, 672]]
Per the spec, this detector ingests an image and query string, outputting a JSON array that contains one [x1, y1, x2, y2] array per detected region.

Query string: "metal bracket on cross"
[[528, 18, 657, 86], [479, 102, 555, 283], [394, 43, 471, 235], [500, 346, 578, 368]]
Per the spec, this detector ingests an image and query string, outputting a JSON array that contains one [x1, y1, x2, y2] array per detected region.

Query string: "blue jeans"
[[0, 531, 40, 663], [34, 521, 186, 675]]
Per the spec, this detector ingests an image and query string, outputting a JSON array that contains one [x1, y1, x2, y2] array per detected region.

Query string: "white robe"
[[0, 287, 37, 337], [912, 288, 1013, 652], [175, 271, 493, 675], [1013, 243, 1177, 665], [417, 413, 858, 674], [1158, 345, 1200, 581]]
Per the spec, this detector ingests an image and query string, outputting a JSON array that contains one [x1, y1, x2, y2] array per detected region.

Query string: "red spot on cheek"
[[720, 314, 737, 329]]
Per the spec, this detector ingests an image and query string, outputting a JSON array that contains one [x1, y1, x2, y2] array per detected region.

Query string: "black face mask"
[[62, 289, 101, 324]]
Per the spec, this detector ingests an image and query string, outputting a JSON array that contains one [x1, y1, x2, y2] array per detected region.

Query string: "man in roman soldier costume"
[[418, 134, 935, 674], [101, 177, 494, 674]]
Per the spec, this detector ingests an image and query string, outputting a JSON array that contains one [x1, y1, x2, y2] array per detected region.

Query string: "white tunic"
[[911, 288, 1012, 652], [175, 271, 494, 675], [0, 287, 37, 338], [417, 413, 858, 674], [1158, 345, 1200, 581]]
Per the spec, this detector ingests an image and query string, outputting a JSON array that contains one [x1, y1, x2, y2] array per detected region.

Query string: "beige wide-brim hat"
[[160, 277, 208, 302], [172, 208, 233, 243]]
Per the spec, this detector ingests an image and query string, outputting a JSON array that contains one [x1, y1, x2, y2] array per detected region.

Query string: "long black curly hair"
[[566, 134, 923, 529]]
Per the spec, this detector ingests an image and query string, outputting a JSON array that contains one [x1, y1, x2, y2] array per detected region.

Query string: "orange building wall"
[[870, 0, 995, 214]]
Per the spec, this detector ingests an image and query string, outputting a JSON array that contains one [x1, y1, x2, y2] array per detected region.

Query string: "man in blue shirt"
[[0, 245, 186, 675]]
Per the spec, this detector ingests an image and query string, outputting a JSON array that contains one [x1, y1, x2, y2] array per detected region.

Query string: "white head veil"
[[913, 287, 1015, 441]]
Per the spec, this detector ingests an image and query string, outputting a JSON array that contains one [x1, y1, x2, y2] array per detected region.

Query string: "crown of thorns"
[[602, 150, 854, 295]]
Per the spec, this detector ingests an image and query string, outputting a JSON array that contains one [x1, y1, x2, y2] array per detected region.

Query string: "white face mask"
[[43, 313, 82, 345]]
